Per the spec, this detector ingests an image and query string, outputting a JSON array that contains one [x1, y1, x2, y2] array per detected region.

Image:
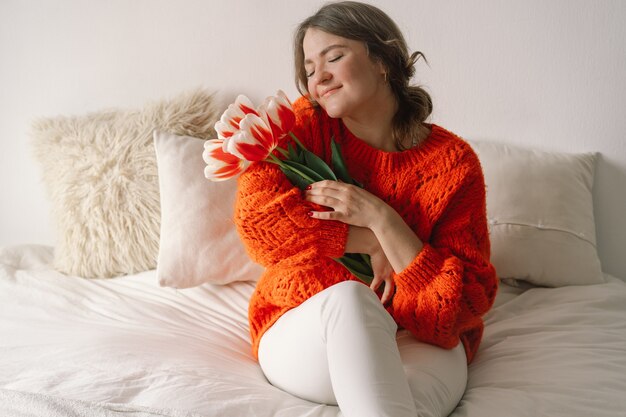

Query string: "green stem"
[[267, 153, 282, 164], [274, 146, 289, 158], [267, 153, 316, 183], [289, 132, 307, 151]]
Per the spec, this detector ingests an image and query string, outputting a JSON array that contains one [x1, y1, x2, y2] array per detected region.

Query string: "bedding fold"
[[1, 245, 626, 417]]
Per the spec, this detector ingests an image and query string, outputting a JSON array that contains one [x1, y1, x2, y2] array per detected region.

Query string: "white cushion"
[[469, 140, 603, 287], [31, 89, 218, 278], [154, 130, 263, 288]]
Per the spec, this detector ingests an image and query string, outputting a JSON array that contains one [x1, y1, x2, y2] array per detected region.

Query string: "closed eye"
[[306, 55, 342, 78]]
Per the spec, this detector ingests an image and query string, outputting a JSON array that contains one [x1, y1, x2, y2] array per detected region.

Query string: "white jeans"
[[258, 281, 467, 417]]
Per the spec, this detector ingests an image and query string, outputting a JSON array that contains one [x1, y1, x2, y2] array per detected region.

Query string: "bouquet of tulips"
[[203, 91, 374, 284]]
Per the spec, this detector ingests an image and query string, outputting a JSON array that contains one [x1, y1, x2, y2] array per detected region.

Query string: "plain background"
[[1, 0, 625, 279]]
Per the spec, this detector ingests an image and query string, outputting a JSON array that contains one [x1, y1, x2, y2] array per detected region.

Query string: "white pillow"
[[468, 140, 604, 287], [31, 89, 218, 278], [154, 130, 263, 288]]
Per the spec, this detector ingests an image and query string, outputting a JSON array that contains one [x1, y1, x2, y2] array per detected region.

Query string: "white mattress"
[[1, 245, 626, 416]]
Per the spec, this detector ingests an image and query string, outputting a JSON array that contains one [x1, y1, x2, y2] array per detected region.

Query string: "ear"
[[376, 59, 387, 75], [377, 61, 389, 81]]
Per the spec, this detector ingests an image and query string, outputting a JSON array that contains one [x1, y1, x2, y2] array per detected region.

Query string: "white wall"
[[1, 0, 625, 278]]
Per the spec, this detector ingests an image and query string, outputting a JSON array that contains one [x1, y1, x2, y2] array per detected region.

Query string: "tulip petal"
[[203, 139, 248, 181], [214, 95, 259, 140], [227, 114, 278, 161], [262, 90, 295, 139], [235, 94, 258, 116]]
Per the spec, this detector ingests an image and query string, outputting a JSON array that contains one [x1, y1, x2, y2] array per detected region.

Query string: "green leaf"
[[330, 138, 353, 184], [341, 254, 371, 275], [303, 150, 337, 181], [339, 255, 367, 275], [334, 256, 374, 285], [358, 253, 372, 267], [337, 253, 373, 275], [287, 143, 299, 162], [330, 137, 364, 188], [279, 165, 311, 190], [282, 160, 325, 183], [289, 132, 308, 154]]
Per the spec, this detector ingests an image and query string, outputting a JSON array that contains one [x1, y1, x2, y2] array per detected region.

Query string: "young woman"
[[234, 2, 498, 416]]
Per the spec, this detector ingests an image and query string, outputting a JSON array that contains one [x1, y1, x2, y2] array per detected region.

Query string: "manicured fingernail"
[[307, 211, 313, 217], [305, 185, 312, 190]]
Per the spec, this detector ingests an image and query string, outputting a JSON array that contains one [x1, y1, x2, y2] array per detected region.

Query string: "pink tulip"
[[224, 114, 278, 162], [203, 139, 249, 181]]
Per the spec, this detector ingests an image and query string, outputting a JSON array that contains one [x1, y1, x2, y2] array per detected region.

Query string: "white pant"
[[258, 281, 467, 417]]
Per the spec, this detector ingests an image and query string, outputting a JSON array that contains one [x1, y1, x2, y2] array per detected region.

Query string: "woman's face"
[[302, 28, 387, 120]]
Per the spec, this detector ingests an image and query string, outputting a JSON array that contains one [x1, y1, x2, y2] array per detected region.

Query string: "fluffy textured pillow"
[[469, 140, 604, 287], [154, 130, 263, 287], [31, 89, 218, 278]]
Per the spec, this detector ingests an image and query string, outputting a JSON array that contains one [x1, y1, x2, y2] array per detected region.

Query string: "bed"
[[2, 90, 625, 416]]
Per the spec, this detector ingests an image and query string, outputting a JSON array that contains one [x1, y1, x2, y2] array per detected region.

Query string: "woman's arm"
[[305, 181, 421, 304], [370, 209, 424, 273], [304, 153, 498, 360], [235, 162, 349, 267], [305, 181, 423, 272], [389, 165, 498, 361]]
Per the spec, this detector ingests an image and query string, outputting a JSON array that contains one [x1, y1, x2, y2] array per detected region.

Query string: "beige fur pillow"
[[32, 89, 218, 278]]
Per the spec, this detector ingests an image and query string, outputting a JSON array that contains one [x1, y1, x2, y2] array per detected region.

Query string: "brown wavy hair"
[[294, 1, 432, 150]]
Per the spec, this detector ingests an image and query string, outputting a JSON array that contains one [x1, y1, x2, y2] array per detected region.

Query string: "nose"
[[309, 68, 331, 99], [312, 66, 331, 86]]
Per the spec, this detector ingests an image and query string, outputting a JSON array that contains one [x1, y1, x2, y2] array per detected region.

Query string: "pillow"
[[31, 89, 218, 278], [468, 140, 603, 287], [153, 130, 263, 287]]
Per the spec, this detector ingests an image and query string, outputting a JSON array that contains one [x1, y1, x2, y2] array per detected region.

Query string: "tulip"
[[223, 113, 279, 162], [214, 95, 258, 141], [203, 139, 249, 181], [260, 90, 296, 140]]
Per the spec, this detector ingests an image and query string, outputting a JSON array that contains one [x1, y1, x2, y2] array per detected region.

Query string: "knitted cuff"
[[316, 220, 349, 258], [393, 244, 448, 292]]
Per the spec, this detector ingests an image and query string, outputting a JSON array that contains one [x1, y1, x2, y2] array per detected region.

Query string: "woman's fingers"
[[370, 258, 395, 305], [307, 180, 349, 192], [304, 186, 353, 221], [304, 180, 384, 228], [380, 278, 395, 305], [370, 275, 384, 293], [304, 192, 343, 210], [370, 275, 395, 305]]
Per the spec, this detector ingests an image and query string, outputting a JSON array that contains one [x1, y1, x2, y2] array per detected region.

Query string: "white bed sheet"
[[1, 245, 625, 417]]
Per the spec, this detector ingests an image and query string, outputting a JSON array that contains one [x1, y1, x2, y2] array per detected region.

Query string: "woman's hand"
[[305, 180, 424, 274], [369, 245, 395, 305], [345, 226, 395, 304], [304, 180, 390, 229]]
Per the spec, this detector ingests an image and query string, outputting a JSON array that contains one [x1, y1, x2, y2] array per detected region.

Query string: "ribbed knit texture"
[[235, 97, 498, 364]]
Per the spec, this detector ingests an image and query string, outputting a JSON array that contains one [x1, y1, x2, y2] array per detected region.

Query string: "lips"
[[320, 86, 341, 98]]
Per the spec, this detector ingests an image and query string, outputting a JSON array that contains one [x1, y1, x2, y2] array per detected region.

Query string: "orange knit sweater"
[[235, 97, 498, 364]]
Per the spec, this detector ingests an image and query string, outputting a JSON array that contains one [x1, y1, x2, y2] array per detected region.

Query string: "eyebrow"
[[304, 44, 348, 64]]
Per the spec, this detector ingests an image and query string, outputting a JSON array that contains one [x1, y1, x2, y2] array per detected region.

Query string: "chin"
[[319, 102, 346, 119]]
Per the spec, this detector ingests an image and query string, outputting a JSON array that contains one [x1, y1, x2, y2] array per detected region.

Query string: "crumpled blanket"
[[0, 389, 205, 417]]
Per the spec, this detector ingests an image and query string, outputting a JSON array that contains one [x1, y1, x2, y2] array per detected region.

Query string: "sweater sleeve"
[[233, 101, 349, 267], [389, 149, 498, 359]]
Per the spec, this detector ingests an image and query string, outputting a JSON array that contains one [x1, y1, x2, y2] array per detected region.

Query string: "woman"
[[234, 2, 498, 416]]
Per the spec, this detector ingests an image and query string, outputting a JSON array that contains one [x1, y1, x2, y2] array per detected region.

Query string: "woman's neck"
[[341, 89, 399, 152]]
